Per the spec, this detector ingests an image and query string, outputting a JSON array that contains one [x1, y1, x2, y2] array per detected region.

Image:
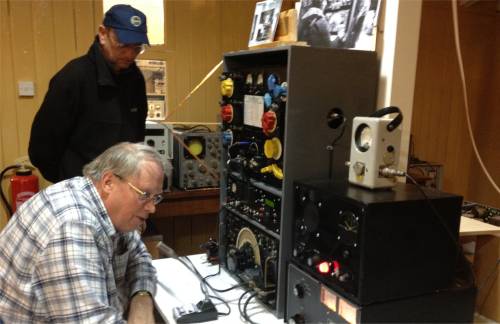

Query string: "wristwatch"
[[133, 290, 152, 298]]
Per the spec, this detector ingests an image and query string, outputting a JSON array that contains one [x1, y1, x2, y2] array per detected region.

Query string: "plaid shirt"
[[0, 177, 157, 323]]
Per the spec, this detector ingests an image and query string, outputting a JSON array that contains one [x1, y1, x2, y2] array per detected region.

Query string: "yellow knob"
[[220, 78, 234, 97], [260, 163, 284, 180], [264, 137, 282, 160]]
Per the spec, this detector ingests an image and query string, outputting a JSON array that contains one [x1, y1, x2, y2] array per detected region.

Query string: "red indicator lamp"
[[317, 261, 330, 274], [332, 260, 340, 277]]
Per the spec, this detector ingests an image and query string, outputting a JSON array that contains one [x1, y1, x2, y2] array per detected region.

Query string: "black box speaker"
[[292, 179, 463, 305]]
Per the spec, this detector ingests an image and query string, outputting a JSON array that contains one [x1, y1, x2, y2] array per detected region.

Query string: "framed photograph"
[[297, 0, 381, 50], [248, 0, 283, 47]]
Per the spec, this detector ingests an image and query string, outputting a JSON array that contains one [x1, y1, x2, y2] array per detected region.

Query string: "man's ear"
[[101, 171, 116, 195], [98, 25, 107, 45]]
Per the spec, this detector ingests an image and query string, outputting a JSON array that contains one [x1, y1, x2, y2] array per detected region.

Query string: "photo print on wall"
[[248, 0, 283, 47], [297, 0, 380, 50]]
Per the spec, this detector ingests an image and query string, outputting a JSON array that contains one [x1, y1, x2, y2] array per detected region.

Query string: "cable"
[[165, 60, 223, 121], [173, 124, 213, 132], [203, 263, 221, 280], [405, 173, 461, 248], [183, 256, 243, 293], [379, 169, 476, 288], [237, 290, 252, 318], [243, 292, 259, 324], [208, 294, 231, 316], [451, 1, 500, 195], [326, 123, 346, 179]]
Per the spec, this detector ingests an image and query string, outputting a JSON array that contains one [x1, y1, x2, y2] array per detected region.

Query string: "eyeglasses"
[[116, 42, 147, 55], [107, 29, 147, 55], [114, 173, 164, 205]]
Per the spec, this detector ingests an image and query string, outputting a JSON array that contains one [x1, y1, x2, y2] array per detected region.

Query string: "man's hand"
[[127, 293, 155, 324]]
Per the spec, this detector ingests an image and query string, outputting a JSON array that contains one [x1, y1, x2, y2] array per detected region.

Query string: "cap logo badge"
[[130, 15, 142, 27]]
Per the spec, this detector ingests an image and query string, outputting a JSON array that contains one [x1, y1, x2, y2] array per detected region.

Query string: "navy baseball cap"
[[103, 4, 149, 45]]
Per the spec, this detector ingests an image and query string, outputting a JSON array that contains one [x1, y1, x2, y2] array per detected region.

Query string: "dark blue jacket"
[[29, 38, 147, 182]]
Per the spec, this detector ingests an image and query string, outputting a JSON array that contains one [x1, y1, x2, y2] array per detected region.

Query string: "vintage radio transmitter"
[[226, 173, 282, 234], [173, 130, 221, 190], [287, 263, 475, 323], [220, 209, 280, 309], [218, 46, 379, 318], [292, 179, 462, 305]]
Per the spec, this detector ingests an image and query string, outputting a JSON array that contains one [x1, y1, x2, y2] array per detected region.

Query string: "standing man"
[[0, 142, 163, 323], [29, 4, 150, 183]]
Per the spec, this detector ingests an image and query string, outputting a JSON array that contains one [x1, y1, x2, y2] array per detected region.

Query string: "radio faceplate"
[[292, 179, 463, 305]]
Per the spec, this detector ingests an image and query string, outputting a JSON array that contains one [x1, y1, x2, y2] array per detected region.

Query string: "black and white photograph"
[[297, 0, 380, 50], [248, 0, 283, 47]]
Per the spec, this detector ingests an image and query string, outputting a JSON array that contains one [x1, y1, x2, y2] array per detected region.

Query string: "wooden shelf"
[[149, 187, 220, 256], [153, 188, 220, 218]]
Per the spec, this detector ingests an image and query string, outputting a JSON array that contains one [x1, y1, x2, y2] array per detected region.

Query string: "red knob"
[[261, 110, 277, 136], [221, 104, 234, 123]]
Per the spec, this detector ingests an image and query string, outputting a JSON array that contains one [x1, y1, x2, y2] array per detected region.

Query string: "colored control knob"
[[267, 73, 278, 91], [260, 163, 283, 180], [222, 129, 233, 147], [264, 93, 273, 108], [261, 110, 277, 136], [220, 78, 234, 97], [289, 314, 305, 324], [264, 137, 282, 160], [293, 284, 305, 299], [221, 104, 234, 123]]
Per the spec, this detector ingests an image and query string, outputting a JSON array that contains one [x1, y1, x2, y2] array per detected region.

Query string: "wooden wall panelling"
[[171, 0, 192, 122], [190, 214, 218, 255], [9, 1, 37, 160], [474, 236, 500, 321], [189, 0, 208, 124], [461, 3, 500, 206], [412, 1, 500, 206], [73, 1, 97, 55], [205, 0, 222, 125], [173, 216, 193, 256], [33, 1, 57, 117], [412, 1, 473, 197], [52, 1, 77, 68], [413, 1, 499, 320], [0, 1, 18, 228]]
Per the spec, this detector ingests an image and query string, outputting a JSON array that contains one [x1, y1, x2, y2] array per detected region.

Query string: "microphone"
[[156, 241, 178, 259], [155, 242, 218, 323]]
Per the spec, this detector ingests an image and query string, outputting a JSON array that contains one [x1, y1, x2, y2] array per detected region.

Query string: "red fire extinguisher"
[[1, 165, 39, 216], [11, 166, 39, 213]]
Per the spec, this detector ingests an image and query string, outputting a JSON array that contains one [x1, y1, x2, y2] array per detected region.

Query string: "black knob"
[[293, 284, 305, 299], [290, 313, 305, 324]]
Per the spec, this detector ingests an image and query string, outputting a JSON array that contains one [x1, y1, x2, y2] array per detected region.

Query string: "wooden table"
[[459, 216, 499, 321], [459, 216, 500, 237], [149, 188, 220, 256]]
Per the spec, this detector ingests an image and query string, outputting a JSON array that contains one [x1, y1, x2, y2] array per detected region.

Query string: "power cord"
[[183, 256, 244, 293], [242, 292, 259, 324], [178, 256, 232, 317]]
